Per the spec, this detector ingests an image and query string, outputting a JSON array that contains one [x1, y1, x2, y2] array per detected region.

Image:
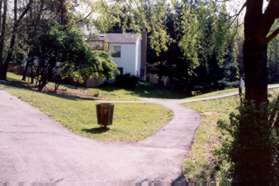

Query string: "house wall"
[[110, 43, 139, 76]]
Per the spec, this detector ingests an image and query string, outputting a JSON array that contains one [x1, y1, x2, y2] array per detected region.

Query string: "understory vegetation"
[[184, 88, 279, 182], [184, 97, 239, 182]]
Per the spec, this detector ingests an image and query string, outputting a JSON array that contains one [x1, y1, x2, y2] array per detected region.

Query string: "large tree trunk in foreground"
[[233, 40, 273, 184], [232, 0, 279, 184], [244, 41, 268, 104]]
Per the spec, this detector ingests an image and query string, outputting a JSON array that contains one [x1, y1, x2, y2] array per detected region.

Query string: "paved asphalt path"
[[182, 84, 279, 103], [0, 90, 200, 186]]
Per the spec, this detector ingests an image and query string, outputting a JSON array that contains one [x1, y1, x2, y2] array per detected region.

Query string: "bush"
[[217, 97, 279, 184], [22, 20, 117, 92], [115, 74, 139, 90]]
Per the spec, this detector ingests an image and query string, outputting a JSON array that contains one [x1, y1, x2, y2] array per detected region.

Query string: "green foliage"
[[184, 97, 239, 182], [95, 0, 171, 56], [92, 0, 238, 92], [216, 112, 239, 179], [184, 91, 279, 182], [194, 2, 237, 84], [179, 4, 200, 68], [27, 20, 117, 90], [173, 1, 238, 90], [268, 36, 279, 83], [91, 0, 121, 33], [78, 50, 117, 81], [217, 98, 279, 183], [115, 74, 139, 90]]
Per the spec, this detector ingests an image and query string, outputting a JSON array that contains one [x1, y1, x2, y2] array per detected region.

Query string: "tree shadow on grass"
[[1, 79, 99, 101], [98, 83, 189, 99], [43, 90, 99, 101], [82, 127, 110, 134]]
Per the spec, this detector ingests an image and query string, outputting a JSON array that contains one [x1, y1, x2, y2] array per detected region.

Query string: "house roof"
[[94, 33, 141, 44]]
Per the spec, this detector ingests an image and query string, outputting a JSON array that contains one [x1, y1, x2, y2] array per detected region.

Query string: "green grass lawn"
[[183, 84, 279, 102], [0, 75, 172, 142], [183, 97, 238, 182], [184, 88, 237, 101], [88, 84, 187, 100], [183, 88, 279, 182]]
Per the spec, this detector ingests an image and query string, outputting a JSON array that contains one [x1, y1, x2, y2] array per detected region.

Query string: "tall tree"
[[233, 0, 279, 184], [0, 0, 31, 80], [244, 0, 279, 104], [0, 0, 8, 80], [95, 0, 170, 59]]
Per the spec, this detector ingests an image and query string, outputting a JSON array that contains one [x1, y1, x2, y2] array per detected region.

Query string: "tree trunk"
[[233, 1, 274, 183], [0, 0, 3, 31], [231, 0, 279, 183], [243, 41, 268, 104], [4, 0, 18, 70], [233, 40, 273, 184], [22, 61, 30, 81], [0, 0, 7, 80], [0, 63, 7, 80]]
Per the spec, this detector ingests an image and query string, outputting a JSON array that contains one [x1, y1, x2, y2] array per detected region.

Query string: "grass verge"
[[183, 97, 239, 182], [183, 88, 279, 182]]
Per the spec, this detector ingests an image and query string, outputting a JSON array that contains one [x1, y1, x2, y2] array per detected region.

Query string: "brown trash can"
[[96, 103, 114, 128]]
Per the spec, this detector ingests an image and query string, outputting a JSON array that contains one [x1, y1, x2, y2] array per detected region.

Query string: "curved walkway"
[[182, 84, 279, 103], [0, 90, 200, 185]]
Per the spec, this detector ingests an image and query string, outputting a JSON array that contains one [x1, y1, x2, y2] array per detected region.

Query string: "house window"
[[110, 45, 121, 58]]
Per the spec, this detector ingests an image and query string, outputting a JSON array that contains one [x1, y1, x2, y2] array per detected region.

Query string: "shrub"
[[115, 74, 139, 90], [23, 20, 117, 92], [217, 97, 279, 183]]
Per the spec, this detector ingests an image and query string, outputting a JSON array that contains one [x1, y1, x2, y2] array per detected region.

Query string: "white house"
[[88, 33, 147, 80]]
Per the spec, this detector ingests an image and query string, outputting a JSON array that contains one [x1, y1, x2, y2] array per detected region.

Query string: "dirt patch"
[[43, 86, 100, 100]]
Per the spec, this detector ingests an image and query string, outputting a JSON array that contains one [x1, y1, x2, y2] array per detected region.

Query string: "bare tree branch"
[[266, 0, 279, 19], [229, 1, 247, 25], [75, 10, 94, 24], [266, 27, 279, 43], [261, 0, 279, 37], [16, 0, 33, 25]]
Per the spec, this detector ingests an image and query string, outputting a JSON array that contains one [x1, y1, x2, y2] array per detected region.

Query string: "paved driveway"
[[0, 90, 200, 186]]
